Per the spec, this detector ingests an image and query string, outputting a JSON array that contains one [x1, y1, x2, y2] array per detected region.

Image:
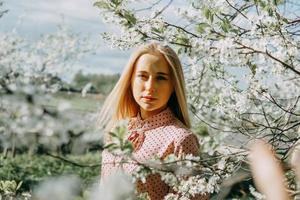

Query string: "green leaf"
[[209, 12, 214, 23], [103, 143, 118, 150], [273, 0, 285, 5], [108, 131, 118, 138], [267, 7, 273, 16], [203, 7, 214, 23], [220, 18, 231, 33], [152, 27, 162, 34], [204, 7, 211, 20], [93, 1, 111, 10], [123, 142, 133, 151], [123, 11, 137, 26], [195, 22, 210, 33], [282, 17, 289, 24], [247, 60, 257, 75], [114, 0, 123, 6], [260, 1, 267, 8]]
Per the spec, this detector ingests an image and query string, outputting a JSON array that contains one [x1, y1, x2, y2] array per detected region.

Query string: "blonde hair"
[[98, 42, 190, 141]]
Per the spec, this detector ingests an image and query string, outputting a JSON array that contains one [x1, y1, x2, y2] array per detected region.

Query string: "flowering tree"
[[0, 11, 100, 155], [94, 0, 300, 198]]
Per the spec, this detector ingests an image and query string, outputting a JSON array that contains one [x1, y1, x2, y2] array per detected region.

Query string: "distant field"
[[40, 91, 106, 113]]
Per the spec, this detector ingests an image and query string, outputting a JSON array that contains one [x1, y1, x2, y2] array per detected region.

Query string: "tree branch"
[[45, 152, 100, 168]]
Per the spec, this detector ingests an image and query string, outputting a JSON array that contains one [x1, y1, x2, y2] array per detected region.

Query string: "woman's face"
[[131, 53, 174, 119]]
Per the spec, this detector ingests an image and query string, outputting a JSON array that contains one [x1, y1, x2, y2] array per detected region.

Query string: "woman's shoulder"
[[163, 118, 196, 141], [162, 119, 199, 156]]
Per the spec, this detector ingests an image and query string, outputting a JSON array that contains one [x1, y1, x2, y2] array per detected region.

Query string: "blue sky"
[[0, 0, 131, 76]]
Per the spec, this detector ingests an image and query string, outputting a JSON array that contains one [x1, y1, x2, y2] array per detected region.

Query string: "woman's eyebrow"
[[137, 70, 148, 74], [157, 72, 169, 76], [136, 71, 169, 76]]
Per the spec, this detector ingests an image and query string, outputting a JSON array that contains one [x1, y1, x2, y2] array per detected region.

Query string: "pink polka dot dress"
[[101, 108, 209, 200]]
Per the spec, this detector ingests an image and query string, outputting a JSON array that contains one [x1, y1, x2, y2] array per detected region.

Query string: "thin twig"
[[45, 152, 100, 168]]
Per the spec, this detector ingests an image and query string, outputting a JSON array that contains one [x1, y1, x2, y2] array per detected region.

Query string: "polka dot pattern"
[[101, 108, 208, 200]]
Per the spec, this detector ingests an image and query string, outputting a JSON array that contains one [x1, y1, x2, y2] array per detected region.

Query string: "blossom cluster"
[[94, 0, 300, 197], [0, 25, 100, 152]]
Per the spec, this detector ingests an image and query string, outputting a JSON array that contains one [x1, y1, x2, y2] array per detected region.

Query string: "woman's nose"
[[145, 78, 156, 92]]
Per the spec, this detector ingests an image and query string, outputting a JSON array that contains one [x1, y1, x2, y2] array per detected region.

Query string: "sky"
[[0, 0, 131, 76], [0, 0, 190, 80]]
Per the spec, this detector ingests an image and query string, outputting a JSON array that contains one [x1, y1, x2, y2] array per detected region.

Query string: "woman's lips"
[[142, 96, 157, 101]]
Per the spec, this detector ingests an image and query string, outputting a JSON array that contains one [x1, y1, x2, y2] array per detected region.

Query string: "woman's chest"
[[132, 130, 175, 162]]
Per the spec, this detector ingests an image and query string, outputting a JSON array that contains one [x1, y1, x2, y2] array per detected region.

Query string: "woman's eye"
[[137, 74, 147, 79], [157, 76, 167, 80]]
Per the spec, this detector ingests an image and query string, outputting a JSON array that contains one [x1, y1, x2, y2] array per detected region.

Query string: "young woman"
[[99, 42, 208, 200]]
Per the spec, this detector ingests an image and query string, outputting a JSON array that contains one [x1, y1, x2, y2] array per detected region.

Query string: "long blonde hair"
[[98, 42, 190, 140]]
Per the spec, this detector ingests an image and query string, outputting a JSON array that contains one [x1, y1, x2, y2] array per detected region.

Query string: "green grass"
[[54, 92, 104, 112], [53, 92, 103, 112], [34, 91, 105, 113], [0, 153, 101, 193]]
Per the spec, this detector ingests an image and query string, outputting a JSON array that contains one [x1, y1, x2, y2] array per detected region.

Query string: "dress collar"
[[127, 107, 174, 132]]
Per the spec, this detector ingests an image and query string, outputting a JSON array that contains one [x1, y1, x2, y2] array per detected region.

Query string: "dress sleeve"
[[100, 149, 123, 184], [100, 149, 139, 185], [175, 133, 200, 157]]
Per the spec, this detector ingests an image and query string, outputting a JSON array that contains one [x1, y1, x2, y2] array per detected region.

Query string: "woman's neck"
[[140, 106, 168, 120]]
